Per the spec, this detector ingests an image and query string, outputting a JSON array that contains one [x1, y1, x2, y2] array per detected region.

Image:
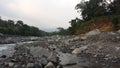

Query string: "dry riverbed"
[[0, 29, 120, 68]]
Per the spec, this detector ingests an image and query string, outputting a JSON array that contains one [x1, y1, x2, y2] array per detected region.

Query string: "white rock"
[[72, 46, 88, 55], [86, 29, 101, 36], [72, 48, 81, 55]]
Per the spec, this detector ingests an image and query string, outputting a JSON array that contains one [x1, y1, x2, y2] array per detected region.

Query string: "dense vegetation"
[[68, 0, 120, 34], [48, 27, 69, 36], [0, 17, 47, 36]]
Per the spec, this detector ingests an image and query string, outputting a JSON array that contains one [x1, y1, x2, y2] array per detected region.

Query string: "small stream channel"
[[0, 41, 37, 57]]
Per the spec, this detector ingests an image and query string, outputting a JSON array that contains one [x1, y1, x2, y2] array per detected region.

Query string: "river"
[[0, 41, 38, 57]]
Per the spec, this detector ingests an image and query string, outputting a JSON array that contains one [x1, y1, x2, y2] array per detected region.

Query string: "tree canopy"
[[0, 17, 47, 36], [68, 0, 120, 34]]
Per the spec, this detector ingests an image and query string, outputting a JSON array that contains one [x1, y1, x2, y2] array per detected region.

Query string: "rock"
[[14, 65, 18, 68], [72, 48, 81, 55], [30, 46, 50, 57], [73, 36, 80, 41], [72, 46, 88, 55], [44, 62, 55, 68], [59, 53, 78, 66], [8, 62, 14, 67], [86, 29, 100, 36], [40, 57, 48, 65], [80, 35, 87, 41], [1, 55, 7, 58], [22, 65, 26, 68], [57, 64, 63, 68], [117, 30, 120, 33], [27, 63, 34, 68], [47, 51, 57, 63], [0, 33, 3, 37], [34, 64, 42, 68]]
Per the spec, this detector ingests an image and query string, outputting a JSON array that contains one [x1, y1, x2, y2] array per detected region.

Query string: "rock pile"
[[0, 30, 120, 68]]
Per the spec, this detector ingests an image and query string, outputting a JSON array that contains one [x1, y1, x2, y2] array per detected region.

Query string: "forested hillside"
[[0, 17, 47, 36], [68, 0, 120, 34]]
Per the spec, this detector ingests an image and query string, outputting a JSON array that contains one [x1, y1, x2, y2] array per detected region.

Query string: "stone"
[[30, 47, 50, 57], [72, 46, 88, 55], [80, 36, 87, 41], [14, 65, 18, 68], [44, 62, 55, 68], [57, 64, 63, 68], [40, 57, 48, 65], [86, 29, 100, 36], [8, 62, 14, 67], [73, 36, 80, 41], [72, 48, 81, 55], [27, 63, 34, 68], [34, 64, 42, 68], [117, 30, 120, 33], [47, 51, 57, 63], [59, 53, 78, 65], [1, 55, 7, 58]]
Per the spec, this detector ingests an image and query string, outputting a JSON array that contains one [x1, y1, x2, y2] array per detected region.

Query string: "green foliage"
[[75, 0, 109, 20], [0, 17, 46, 36], [57, 27, 69, 35], [68, 0, 120, 34], [112, 16, 120, 30]]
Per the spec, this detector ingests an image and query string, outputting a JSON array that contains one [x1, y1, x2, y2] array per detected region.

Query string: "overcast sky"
[[0, 0, 82, 32]]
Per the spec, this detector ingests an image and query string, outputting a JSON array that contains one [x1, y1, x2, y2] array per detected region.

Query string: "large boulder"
[[30, 46, 50, 57], [59, 53, 78, 66], [86, 29, 101, 36]]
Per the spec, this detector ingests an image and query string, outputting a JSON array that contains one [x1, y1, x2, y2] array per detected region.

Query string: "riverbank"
[[0, 30, 120, 68], [0, 35, 39, 44]]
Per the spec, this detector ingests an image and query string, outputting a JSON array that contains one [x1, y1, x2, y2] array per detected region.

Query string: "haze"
[[0, 0, 82, 32]]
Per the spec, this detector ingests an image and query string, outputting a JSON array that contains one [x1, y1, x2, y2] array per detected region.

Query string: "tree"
[[0, 16, 47, 36], [75, 0, 109, 20], [57, 27, 68, 35]]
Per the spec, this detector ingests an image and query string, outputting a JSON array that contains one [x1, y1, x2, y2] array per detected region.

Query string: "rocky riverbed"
[[0, 29, 120, 68]]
